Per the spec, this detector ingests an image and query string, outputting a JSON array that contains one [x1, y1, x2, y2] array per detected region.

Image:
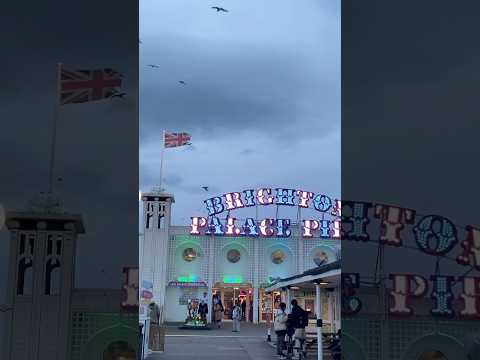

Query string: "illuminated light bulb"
[[256, 188, 274, 205]]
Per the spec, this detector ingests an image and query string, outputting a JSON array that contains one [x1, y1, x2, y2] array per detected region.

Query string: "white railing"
[[139, 316, 151, 359]]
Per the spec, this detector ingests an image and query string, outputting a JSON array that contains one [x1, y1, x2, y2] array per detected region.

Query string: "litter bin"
[[149, 323, 160, 351]]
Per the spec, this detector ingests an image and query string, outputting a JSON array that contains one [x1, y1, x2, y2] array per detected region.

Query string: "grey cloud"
[[240, 148, 255, 155], [164, 174, 183, 186], [139, 0, 340, 145], [139, 0, 340, 223]]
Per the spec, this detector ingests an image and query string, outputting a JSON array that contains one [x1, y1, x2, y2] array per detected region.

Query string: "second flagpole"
[[159, 130, 166, 192], [48, 62, 62, 198]]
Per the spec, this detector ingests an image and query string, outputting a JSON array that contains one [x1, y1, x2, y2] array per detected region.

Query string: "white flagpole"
[[48, 62, 62, 196], [159, 130, 166, 192]]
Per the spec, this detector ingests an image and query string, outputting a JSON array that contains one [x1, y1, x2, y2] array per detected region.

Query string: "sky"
[[0, 0, 139, 299], [139, 0, 341, 226], [0, 0, 140, 348], [341, 1, 480, 284]]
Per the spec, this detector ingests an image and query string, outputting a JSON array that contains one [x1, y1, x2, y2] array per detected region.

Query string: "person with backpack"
[[274, 302, 288, 359], [232, 300, 242, 332], [288, 299, 308, 359]]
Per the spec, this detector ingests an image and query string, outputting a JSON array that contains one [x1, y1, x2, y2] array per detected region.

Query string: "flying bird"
[[147, 64, 160, 68], [110, 92, 127, 99], [211, 6, 228, 12], [139, 39, 142, 44], [202, 186, 209, 192], [179, 80, 187, 85]]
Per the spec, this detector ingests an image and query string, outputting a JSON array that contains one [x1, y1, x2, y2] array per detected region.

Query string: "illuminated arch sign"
[[189, 188, 341, 239], [332, 201, 480, 319]]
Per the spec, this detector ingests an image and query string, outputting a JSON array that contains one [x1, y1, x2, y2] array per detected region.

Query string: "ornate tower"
[[140, 191, 174, 314], [3, 194, 84, 360]]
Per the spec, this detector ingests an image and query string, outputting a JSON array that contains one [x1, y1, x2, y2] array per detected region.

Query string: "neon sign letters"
[[336, 200, 480, 319], [190, 188, 341, 239], [342, 272, 480, 319], [187, 190, 480, 318]]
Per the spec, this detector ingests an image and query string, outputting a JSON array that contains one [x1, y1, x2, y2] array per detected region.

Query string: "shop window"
[[182, 248, 197, 262], [271, 250, 284, 264], [313, 251, 328, 266], [227, 249, 241, 263], [158, 214, 165, 229], [45, 259, 61, 295]]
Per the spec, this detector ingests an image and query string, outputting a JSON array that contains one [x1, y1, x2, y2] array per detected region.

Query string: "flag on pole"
[[60, 67, 122, 105], [164, 132, 192, 148]]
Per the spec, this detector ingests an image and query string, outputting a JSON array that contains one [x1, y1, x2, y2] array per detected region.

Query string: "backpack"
[[299, 309, 309, 328], [232, 306, 241, 320]]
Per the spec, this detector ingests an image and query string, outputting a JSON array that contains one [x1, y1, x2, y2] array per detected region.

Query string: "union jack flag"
[[164, 132, 192, 148], [60, 67, 122, 105]]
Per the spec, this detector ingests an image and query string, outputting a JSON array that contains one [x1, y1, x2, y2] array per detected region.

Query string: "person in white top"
[[232, 300, 242, 332], [274, 302, 288, 359]]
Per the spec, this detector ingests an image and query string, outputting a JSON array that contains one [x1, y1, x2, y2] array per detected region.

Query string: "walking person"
[[213, 295, 224, 328], [148, 302, 161, 351], [288, 299, 308, 360], [232, 300, 242, 332], [274, 302, 288, 359], [241, 298, 247, 320]]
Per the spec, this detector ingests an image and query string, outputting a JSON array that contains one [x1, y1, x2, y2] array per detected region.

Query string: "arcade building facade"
[[139, 190, 341, 327]]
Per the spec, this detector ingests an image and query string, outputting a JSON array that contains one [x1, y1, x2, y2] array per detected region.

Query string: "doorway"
[[213, 283, 253, 322], [259, 289, 281, 322]]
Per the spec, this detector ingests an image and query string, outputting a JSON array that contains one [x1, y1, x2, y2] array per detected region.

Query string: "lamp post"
[[314, 280, 323, 360]]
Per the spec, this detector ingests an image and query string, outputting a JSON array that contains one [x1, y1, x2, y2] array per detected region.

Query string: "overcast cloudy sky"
[[139, 0, 341, 225], [0, 0, 139, 302]]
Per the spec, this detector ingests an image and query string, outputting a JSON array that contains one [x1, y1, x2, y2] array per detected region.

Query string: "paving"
[[145, 322, 327, 360]]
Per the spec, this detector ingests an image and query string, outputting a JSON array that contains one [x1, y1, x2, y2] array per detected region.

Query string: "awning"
[[264, 261, 340, 292]]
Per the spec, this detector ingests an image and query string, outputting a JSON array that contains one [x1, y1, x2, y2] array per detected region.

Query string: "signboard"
[[139, 279, 154, 308], [190, 187, 341, 238], [168, 281, 207, 288], [179, 288, 198, 305]]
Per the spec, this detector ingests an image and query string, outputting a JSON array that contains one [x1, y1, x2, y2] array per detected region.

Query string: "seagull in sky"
[[211, 6, 228, 12], [202, 186, 209, 192], [110, 92, 127, 99], [147, 64, 160, 68], [179, 80, 187, 85]]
